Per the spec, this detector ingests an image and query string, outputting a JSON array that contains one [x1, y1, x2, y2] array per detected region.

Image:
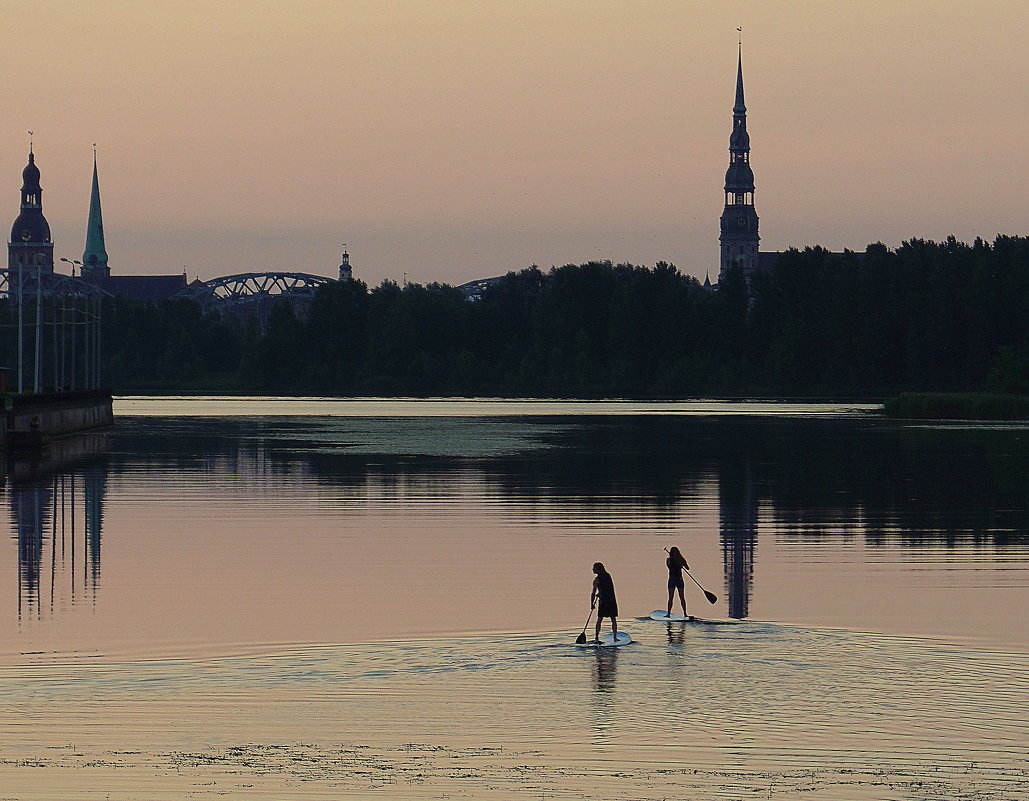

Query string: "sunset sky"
[[1, 1, 1025, 287]]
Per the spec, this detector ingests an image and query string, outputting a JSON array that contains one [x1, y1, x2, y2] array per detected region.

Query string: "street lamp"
[[60, 257, 82, 277], [59, 258, 87, 390]]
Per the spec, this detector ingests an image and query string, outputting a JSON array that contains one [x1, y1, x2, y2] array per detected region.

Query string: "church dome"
[[724, 161, 755, 191], [10, 210, 51, 244], [729, 127, 750, 151]]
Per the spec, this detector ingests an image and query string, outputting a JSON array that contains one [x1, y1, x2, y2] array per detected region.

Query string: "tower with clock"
[[718, 45, 759, 282], [8, 147, 54, 275]]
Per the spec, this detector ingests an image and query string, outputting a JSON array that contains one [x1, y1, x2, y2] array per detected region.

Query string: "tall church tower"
[[718, 45, 759, 282], [8, 147, 54, 274], [81, 151, 110, 279]]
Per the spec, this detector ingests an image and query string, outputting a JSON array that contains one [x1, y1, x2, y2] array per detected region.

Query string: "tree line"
[[12, 234, 1024, 398]]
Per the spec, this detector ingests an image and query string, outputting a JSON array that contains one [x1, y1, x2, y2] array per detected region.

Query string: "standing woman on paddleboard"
[[591, 562, 619, 643], [666, 546, 689, 618]]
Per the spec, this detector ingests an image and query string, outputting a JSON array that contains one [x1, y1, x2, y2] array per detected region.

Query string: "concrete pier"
[[4, 389, 113, 450]]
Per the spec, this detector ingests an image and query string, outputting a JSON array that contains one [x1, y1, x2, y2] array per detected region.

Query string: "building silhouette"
[[79, 154, 187, 300], [715, 45, 857, 285], [338, 248, 353, 281], [718, 45, 759, 281], [7, 147, 54, 275], [5, 149, 187, 300]]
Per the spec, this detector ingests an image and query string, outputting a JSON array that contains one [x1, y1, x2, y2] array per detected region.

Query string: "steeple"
[[718, 42, 759, 282], [338, 246, 353, 281], [734, 46, 746, 114], [82, 149, 110, 279], [8, 145, 54, 273]]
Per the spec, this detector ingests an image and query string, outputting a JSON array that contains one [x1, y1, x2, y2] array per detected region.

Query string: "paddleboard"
[[649, 610, 693, 622], [577, 631, 633, 647]]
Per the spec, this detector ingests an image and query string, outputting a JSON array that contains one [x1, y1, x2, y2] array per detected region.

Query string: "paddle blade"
[[704, 590, 718, 604], [575, 631, 587, 644]]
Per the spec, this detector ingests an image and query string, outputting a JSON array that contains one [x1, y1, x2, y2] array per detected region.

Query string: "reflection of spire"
[[7, 453, 109, 620], [83, 464, 106, 595], [719, 456, 757, 619], [11, 482, 51, 619]]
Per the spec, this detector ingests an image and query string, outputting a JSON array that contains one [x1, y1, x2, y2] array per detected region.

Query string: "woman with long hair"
[[665, 546, 689, 618]]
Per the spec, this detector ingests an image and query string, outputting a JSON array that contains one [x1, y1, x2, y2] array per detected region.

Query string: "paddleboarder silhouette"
[[590, 562, 619, 643], [665, 546, 689, 618]]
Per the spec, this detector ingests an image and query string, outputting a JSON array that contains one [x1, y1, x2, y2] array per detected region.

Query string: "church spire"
[[734, 44, 746, 114], [82, 148, 110, 279], [718, 41, 759, 282], [8, 146, 54, 273]]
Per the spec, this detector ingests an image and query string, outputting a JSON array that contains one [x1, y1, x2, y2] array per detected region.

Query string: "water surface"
[[1, 398, 1026, 799]]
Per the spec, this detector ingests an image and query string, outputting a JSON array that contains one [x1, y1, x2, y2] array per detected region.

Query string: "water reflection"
[[6, 434, 109, 621], [590, 647, 619, 694], [720, 456, 757, 619], [99, 416, 1029, 554], [3, 413, 1027, 631], [587, 647, 620, 745], [664, 621, 688, 646]]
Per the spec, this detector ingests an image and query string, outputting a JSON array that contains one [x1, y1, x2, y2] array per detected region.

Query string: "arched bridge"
[[0, 269, 110, 300], [173, 271, 336, 313]]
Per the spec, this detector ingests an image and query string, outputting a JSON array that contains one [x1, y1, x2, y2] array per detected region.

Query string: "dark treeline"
[[8, 234, 1024, 397], [248, 234, 1029, 396]]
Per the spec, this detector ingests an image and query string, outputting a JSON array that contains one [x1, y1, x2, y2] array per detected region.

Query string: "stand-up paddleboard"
[[649, 610, 693, 622], [577, 631, 633, 647]]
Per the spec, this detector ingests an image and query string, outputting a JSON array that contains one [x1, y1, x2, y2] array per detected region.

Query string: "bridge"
[[173, 271, 337, 317], [0, 269, 110, 302]]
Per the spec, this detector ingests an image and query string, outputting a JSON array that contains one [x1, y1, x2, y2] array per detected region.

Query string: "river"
[[1, 398, 1026, 799]]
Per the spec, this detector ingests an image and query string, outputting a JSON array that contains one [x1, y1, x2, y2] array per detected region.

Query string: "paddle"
[[574, 606, 595, 644], [665, 548, 718, 604]]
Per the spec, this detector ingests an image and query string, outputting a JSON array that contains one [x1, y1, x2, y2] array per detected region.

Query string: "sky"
[[1, 0, 1026, 287]]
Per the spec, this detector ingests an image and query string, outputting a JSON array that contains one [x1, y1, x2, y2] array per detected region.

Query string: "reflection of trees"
[[465, 416, 1029, 548], [7, 414, 1018, 623], [96, 415, 1029, 551]]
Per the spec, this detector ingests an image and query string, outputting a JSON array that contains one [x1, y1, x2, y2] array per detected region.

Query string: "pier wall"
[[6, 390, 114, 437]]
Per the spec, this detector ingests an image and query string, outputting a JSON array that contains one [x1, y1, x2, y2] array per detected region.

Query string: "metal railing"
[[0, 268, 110, 395]]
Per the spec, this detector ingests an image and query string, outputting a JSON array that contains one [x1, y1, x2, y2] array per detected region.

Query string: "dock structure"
[[0, 267, 112, 451]]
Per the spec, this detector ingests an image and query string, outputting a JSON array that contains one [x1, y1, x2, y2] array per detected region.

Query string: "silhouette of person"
[[590, 562, 619, 643], [665, 546, 689, 618]]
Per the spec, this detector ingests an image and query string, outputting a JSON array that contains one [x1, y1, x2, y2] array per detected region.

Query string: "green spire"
[[82, 150, 109, 278]]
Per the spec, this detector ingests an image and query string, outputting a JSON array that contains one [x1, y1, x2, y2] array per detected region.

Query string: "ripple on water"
[[0, 623, 1027, 800]]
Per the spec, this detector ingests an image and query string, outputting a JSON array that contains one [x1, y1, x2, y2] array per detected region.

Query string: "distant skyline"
[[1, 1, 1026, 287]]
